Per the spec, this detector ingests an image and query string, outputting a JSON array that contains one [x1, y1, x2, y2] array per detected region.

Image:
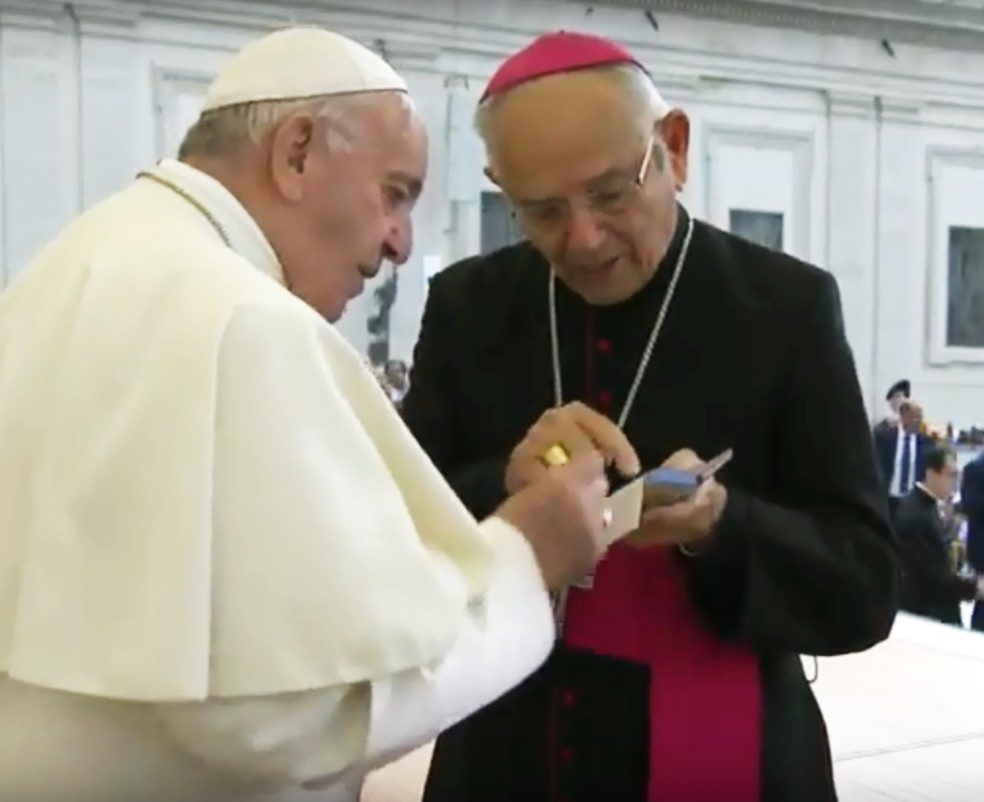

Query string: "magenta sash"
[[562, 543, 762, 802]]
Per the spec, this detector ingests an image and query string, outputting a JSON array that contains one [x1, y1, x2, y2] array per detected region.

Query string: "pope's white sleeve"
[[154, 516, 553, 791]]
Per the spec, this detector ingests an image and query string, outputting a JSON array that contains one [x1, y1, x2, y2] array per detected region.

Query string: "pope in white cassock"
[[0, 27, 619, 802]]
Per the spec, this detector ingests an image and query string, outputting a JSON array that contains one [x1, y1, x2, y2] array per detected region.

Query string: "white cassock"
[[0, 159, 555, 801]]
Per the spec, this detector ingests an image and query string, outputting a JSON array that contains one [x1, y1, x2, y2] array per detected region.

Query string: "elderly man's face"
[[482, 70, 689, 306], [900, 403, 923, 433], [266, 92, 427, 322]]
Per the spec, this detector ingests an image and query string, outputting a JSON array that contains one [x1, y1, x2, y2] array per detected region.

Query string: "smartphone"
[[643, 449, 733, 506]]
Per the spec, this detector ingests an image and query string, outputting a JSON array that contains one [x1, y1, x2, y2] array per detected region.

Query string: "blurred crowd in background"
[[873, 378, 984, 631], [369, 358, 410, 406]]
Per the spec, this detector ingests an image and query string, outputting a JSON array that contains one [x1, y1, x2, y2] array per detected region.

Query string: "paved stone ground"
[[811, 613, 984, 801], [361, 614, 984, 802]]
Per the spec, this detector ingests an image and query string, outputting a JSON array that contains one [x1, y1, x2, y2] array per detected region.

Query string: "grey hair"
[[177, 92, 402, 159], [473, 62, 666, 144]]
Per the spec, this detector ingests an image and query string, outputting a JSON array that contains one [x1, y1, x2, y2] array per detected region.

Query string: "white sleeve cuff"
[[156, 518, 553, 791], [359, 516, 554, 770]]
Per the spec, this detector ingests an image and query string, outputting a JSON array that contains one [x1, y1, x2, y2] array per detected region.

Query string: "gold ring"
[[541, 444, 570, 467]]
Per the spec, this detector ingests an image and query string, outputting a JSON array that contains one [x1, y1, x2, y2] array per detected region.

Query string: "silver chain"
[[136, 169, 232, 247], [547, 214, 695, 632], [548, 214, 695, 425]]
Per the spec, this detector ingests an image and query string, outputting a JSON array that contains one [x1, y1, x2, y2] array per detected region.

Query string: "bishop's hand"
[[496, 451, 611, 590], [504, 402, 640, 495], [625, 448, 728, 551]]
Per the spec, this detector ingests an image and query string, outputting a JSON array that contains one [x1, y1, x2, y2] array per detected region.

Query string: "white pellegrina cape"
[[0, 160, 555, 802]]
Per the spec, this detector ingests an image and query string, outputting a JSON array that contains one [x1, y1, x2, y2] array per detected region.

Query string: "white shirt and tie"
[[890, 426, 919, 498]]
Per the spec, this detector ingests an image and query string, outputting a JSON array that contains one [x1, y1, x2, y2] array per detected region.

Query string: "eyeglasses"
[[511, 132, 657, 233]]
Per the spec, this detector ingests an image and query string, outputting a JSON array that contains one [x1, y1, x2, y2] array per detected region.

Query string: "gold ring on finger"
[[541, 444, 570, 467]]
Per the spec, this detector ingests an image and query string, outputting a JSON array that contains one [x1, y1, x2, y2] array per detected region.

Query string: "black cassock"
[[401, 207, 899, 802]]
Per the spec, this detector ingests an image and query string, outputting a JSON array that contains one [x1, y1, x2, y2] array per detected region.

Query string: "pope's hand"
[[504, 402, 640, 495], [625, 448, 727, 551], [496, 451, 610, 590]]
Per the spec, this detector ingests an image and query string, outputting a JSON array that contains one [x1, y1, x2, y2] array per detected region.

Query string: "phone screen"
[[643, 467, 700, 506], [643, 467, 697, 488]]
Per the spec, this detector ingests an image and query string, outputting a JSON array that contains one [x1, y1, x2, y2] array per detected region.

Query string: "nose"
[[381, 213, 413, 266], [564, 203, 606, 253]]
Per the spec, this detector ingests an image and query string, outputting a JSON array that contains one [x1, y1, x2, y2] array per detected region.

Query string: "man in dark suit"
[[959, 449, 984, 630], [873, 400, 932, 520], [896, 445, 979, 625], [401, 30, 898, 802]]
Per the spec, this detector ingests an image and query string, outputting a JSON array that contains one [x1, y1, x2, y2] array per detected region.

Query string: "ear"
[[660, 111, 691, 191], [268, 113, 317, 203]]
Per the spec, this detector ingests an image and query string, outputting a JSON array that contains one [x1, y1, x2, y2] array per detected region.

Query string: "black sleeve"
[[400, 273, 509, 520], [683, 271, 901, 657], [871, 428, 891, 490], [896, 512, 977, 604], [961, 460, 984, 518]]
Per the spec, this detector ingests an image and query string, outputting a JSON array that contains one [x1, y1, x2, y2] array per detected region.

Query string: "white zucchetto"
[[203, 26, 408, 112]]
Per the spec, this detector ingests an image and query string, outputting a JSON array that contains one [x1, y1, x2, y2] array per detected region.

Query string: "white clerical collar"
[[146, 159, 283, 286], [916, 481, 942, 504]]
